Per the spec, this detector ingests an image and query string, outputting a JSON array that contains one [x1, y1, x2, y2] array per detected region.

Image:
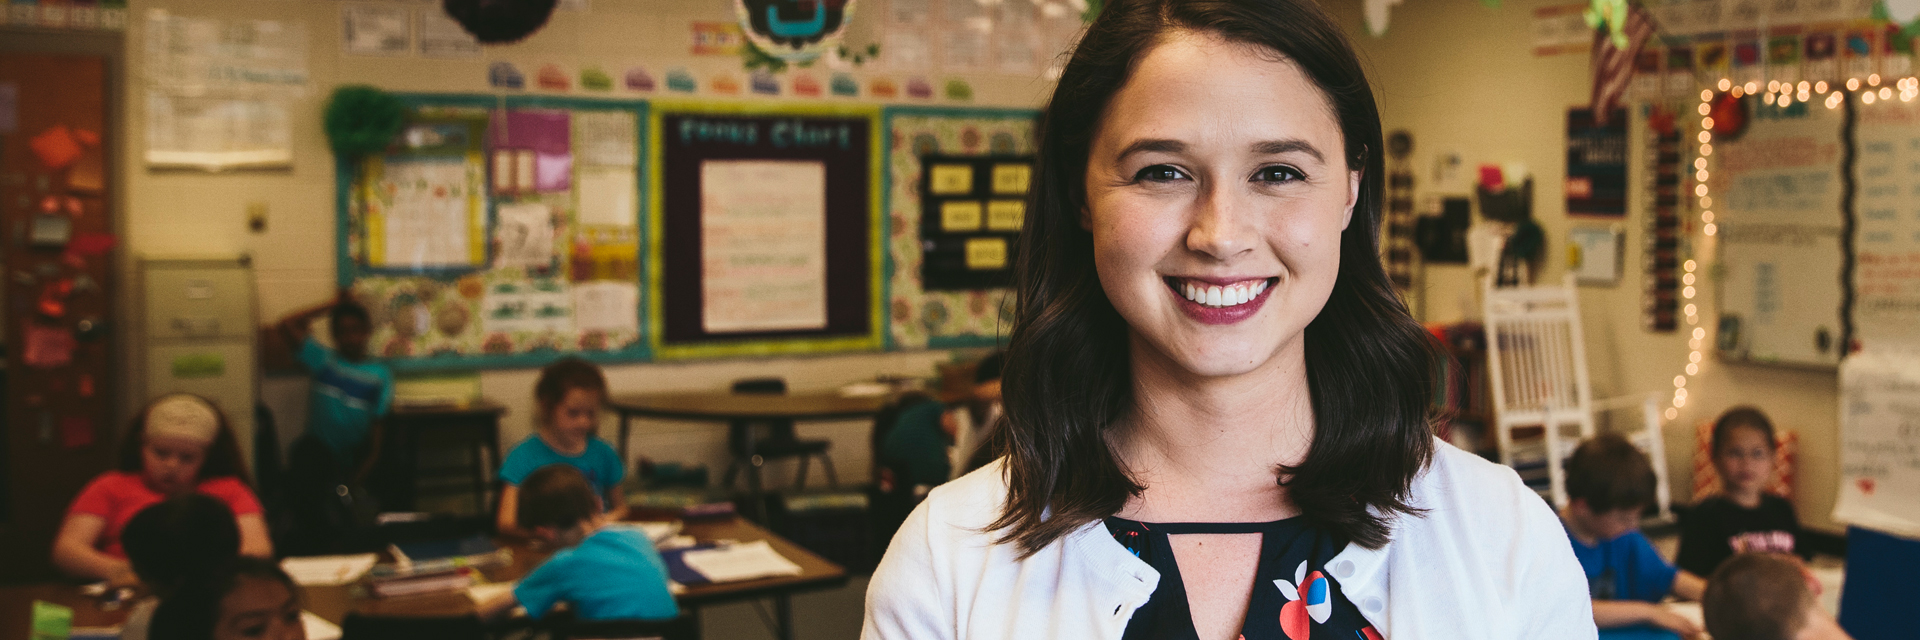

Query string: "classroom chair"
[[340, 613, 486, 640], [721, 377, 838, 496], [542, 610, 699, 640]]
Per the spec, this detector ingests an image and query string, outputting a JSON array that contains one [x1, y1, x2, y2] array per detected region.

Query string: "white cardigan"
[[862, 440, 1597, 640]]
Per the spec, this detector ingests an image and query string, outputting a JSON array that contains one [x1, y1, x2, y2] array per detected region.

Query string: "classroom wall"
[[1327, 0, 1846, 533], [118, 0, 1056, 488]]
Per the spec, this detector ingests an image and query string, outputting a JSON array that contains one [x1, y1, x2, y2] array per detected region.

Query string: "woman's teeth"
[[1180, 279, 1267, 308]]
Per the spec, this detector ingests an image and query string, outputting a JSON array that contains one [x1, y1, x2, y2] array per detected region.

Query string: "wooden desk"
[[2, 518, 845, 640], [382, 402, 506, 513]]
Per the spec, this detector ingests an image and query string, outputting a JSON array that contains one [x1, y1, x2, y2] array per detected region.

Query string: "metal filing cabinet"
[[140, 256, 258, 470]]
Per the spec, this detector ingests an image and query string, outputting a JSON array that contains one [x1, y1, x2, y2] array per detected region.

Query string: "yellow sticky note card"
[[987, 200, 1025, 231], [992, 164, 1032, 194], [930, 164, 974, 195], [965, 237, 1008, 270], [941, 201, 984, 232]]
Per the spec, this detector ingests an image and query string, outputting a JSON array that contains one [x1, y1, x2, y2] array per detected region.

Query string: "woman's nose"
[[1186, 185, 1256, 260]]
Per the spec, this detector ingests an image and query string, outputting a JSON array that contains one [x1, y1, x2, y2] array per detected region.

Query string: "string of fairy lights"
[[1665, 73, 1908, 421]]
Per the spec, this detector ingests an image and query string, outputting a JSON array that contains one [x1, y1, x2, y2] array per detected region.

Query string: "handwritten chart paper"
[[699, 160, 828, 333], [1713, 105, 1844, 365], [1834, 351, 1920, 538], [379, 160, 480, 269], [1853, 99, 1920, 351]]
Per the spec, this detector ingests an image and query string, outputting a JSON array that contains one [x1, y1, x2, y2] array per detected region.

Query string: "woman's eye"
[[1254, 165, 1305, 183], [1133, 165, 1188, 182]]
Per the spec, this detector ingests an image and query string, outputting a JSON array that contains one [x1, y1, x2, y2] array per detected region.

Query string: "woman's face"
[[214, 575, 305, 640], [142, 433, 208, 494], [1083, 30, 1358, 380]]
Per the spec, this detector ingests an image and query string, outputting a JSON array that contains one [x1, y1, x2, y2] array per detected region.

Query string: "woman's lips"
[[1165, 277, 1275, 325]]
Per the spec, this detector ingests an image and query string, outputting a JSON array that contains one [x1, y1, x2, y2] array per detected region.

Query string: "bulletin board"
[[1712, 100, 1847, 368], [882, 107, 1038, 350], [337, 93, 650, 371], [645, 101, 884, 360]]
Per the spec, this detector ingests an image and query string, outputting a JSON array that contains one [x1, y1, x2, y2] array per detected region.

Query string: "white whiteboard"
[[1833, 351, 1920, 538], [1715, 104, 1845, 367], [1853, 99, 1920, 352]]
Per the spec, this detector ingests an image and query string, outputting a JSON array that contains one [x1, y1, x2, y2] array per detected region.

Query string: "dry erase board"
[[883, 107, 1038, 350], [337, 94, 649, 371], [1713, 100, 1846, 368]]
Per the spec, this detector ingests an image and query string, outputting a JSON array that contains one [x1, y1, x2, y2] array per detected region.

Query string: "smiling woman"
[[863, 1, 1595, 639]]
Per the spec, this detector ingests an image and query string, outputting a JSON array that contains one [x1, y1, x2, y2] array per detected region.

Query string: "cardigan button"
[[1332, 560, 1354, 579], [1363, 596, 1384, 613]]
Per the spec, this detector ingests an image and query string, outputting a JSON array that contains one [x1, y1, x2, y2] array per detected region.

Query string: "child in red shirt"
[[53, 394, 271, 585]]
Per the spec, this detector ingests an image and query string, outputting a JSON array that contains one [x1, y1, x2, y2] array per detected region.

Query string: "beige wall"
[[1328, 0, 1845, 533], [120, 0, 1049, 487]]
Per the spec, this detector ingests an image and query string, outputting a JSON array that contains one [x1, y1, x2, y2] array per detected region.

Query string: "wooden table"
[[0, 517, 848, 640], [608, 391, 889, 520]]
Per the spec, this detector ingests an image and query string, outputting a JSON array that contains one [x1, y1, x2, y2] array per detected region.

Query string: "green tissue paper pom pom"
[[325, 86, 406, 158]]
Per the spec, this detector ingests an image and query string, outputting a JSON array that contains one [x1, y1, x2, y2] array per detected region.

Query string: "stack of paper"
[[281, 554, 377, 586], [679, 540, 803, 583], [634, 521, 682, 544]]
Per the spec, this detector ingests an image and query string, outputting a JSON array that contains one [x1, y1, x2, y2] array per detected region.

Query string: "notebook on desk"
[[660, 540, 804, 584]]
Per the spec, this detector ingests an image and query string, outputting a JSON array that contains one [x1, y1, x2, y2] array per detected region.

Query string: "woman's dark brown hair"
[[117, 394, 253, 486], [994, 0, 1439, 554]]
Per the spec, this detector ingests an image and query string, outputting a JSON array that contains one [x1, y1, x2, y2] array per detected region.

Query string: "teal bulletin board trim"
[[334, 93, 653, 372], [646, 100, 886, 361], [880, 105, 1039, 351]]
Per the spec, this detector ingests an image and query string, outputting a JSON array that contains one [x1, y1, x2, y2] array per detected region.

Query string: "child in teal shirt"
[[478, 465, 677, 622], [499, 357, 626, 533]]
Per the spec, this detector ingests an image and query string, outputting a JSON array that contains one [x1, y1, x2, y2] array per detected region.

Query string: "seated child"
[[1677, 407, 1806, 577], [1560, 433, 1705, 637], [54, 394, 270, 585], [1703, 552, 1852, 640], [479, 465, 678, 622], [880, 351, 1005, 494], [119, 494, 243, 640], [150, 556, 306, 640], [499, 357, 626, 533]]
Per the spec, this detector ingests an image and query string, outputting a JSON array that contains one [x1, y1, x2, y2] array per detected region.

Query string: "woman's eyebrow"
[[1249, 139, 1324, 161], [1114, 138, 1186, 162]]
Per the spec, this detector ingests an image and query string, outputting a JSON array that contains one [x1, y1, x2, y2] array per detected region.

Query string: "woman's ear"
[[1344, 168, 1362, 230]]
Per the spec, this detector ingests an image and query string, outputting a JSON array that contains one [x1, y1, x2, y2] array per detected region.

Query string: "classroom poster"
[[1566, 108, 1628, 217], [698, 159, 829, 333], [884, 110, 1036, 349], [649, 103, 881, 359], [1851, 97, 1920, 353], [1833, 351, 1920, 539]]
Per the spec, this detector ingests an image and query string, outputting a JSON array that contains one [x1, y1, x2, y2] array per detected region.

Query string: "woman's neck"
[[540, 430, 588, 455], [1111, 335, 1314, 523]]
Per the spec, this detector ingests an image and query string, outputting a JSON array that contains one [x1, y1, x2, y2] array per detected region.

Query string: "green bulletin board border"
[[880, 105, 1041, 352], [645, 100, 886, 361], [335, 93, 652, 373]]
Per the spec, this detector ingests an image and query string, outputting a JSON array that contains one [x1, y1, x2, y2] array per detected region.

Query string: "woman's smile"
[[1164, 276, 1278, 324]]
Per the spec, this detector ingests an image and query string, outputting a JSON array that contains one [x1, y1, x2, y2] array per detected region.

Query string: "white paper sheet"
[[340, 4, 410, 55], [493, 202, 555, 268], [417, 10, 481, 58], [1833, 351, 1920, 539], [574, 111, 638, 167], [481, 281, 573, 334], [466, 581, 517, 606], [573, 281, 639, 332], [281, 554, 377, 586], [699, 160, 828, 334], [303, 611, 342, 640], [680, 540, 804, 583], [577, 167, 638, 227], [382, 160, 478, 268]]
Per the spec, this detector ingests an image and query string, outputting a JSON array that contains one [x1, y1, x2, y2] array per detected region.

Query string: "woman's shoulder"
[[1399, 440, 1562, 539], [915, 458, 1015, 534]]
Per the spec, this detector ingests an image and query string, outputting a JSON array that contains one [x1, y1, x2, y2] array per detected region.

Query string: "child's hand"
[[1649, 607, 1703, 638]]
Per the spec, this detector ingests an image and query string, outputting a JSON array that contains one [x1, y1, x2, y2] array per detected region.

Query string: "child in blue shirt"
[[1560, 433, 1707, 638], [478, 464, 677, 622], [498, 357, 625, 533]]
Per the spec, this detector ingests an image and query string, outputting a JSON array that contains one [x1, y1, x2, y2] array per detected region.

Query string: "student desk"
[[1, 517, 843, 640], [607, 391, 889, 519]]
